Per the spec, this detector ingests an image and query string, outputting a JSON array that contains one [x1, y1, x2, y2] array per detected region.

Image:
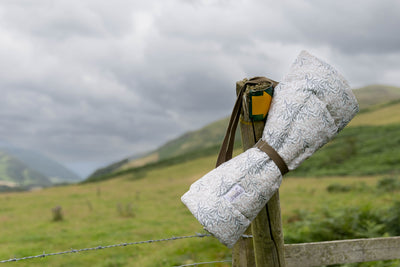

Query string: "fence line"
[[0, 233, 212, 264], [0, 233, 253, 265]]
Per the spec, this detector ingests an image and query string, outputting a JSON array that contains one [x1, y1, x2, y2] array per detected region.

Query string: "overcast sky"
[[0, 0, 399, 178]]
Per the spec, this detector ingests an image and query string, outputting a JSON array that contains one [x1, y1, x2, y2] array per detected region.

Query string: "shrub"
[[384, 201, 400, 236], [376, 176, 400, 192], [326, 182, 371, 193], [284, 204, 387, 244], [52, 206, 63, 221], [326, 183, 353, 193], [117, 202, 135, 218]]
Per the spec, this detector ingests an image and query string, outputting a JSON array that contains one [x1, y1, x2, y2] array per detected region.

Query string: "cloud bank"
[[0, 0, 399, 176]]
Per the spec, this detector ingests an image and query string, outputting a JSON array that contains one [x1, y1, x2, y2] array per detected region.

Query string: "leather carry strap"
[[216, 77, 278, 167], [254, 139, 289, 175]]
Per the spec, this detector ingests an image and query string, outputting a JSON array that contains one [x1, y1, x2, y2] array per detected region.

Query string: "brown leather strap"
[[216, 77, 278, 167], [215, 83, 244, 167], [255, 139, 289, 175]]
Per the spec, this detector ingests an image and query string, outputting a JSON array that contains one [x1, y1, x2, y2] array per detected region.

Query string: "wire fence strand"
[[0, 233, 212, 263], [174, 260, 231, 266]]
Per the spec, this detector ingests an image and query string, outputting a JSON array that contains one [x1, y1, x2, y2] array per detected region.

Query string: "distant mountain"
[[0, 146, 81, 184], [86, 84, 400, 181], [0, 143, 81, 189], [0, 150, 52, 188]]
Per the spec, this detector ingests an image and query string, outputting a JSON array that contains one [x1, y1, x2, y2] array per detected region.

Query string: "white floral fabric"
[[181, 51, 359, 248]]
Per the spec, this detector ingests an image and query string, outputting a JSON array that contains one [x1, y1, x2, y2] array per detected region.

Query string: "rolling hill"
[[87, 117, 241, 180], [86, 84, 400, 182], [351, 84, 400, 110]]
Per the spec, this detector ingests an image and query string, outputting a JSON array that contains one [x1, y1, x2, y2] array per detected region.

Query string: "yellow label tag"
[[251, 91, 272, 119]]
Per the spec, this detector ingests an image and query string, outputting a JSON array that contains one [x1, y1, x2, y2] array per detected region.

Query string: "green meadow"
[[0, 154, 399, 266]]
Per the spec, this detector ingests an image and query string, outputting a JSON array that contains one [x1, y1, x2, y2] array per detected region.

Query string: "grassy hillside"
[[86, 122, 400, 184], [290, 124, 400, 176], [84, 144, 223, 183], [349, 100, 400, 126], [87, 118, 241, 180], [119, 153, 159, 170], [1, 153, 399, 266], [124, 118, 241, 167], [156, 117, 240, 160], [352, 84, 400, 110], [88, 158, 129, 179], [87, 103, 400, 183]]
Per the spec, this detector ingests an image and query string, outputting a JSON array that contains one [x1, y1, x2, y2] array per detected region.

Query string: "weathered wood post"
[[232, 79, 286, 267]]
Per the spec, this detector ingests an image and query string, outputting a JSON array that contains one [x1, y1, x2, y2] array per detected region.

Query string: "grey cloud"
[[0, 0, 399, 177], [281, 0, 400, 54], [1, 1, 145, 39]]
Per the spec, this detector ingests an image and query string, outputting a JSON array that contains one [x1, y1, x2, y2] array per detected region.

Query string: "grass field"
[[1, 151, 399, 266]]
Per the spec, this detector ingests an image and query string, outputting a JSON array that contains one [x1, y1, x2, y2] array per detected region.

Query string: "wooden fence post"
[[232, 79, 286, 267]]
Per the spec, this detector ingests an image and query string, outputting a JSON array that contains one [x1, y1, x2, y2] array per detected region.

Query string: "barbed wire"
[[174, 260, 231, 266], [0, 233, 212, 263], [0, 233, 253, 264]]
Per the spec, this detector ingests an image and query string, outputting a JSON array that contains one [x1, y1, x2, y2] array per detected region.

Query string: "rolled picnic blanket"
[[181, 50, 359, 248]]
